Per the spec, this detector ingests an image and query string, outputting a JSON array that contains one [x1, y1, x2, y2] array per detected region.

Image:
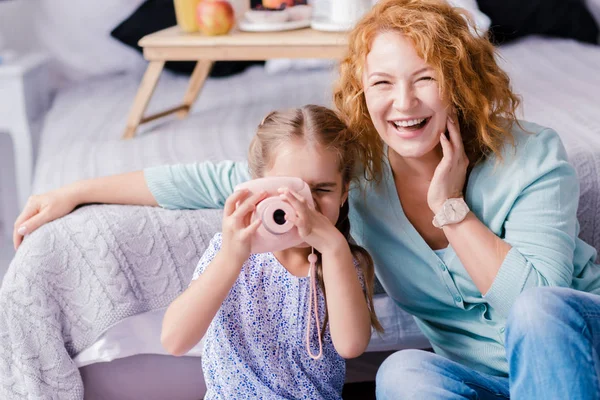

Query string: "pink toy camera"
[[234, 176, 315, 254]]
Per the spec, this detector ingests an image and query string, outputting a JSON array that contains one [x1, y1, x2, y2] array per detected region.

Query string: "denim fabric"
[[376, 349, 509, 399], [376, 287, 600, 399], [506, 287, 600, 399]]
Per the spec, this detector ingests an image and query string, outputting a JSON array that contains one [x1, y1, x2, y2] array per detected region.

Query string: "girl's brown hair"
[[333, 0, 521, 182], [248, 104, 383, 333]]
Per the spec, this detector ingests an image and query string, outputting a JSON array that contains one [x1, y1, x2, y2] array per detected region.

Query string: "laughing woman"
[[12, 0, 600, 398]]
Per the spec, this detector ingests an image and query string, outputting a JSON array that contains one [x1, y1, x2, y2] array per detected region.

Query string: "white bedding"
[[34, 36, 600, 371], [74, 294, 430, 367], [496, 37, 600, 147]]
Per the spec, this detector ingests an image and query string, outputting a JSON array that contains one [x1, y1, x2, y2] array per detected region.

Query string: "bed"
[[2, 0, 600, 398]]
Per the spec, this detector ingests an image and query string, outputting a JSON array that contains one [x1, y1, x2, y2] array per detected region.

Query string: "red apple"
[[196, 0, 235, 36], [262, 0, 295, 9]]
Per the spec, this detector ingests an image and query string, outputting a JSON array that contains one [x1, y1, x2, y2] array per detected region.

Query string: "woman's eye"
[[417, 76, 434, 82], [312, 189, 331, 194], [373, 80, 389, 86]]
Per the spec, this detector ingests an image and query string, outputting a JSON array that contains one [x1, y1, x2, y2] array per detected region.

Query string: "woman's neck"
[[273, 246, 312, 277], [388, 146, 442, 181]]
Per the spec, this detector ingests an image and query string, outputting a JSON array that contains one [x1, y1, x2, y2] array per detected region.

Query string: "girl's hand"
[[221, 189, 267, 263], [279, 189, 345, 254], [13, 188, 80, 250], [427, 115, 469, 214]]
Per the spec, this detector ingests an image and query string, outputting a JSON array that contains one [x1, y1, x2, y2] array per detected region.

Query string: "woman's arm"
[[442, 213, 510, 294], [321, 239, 372, 359], [441, 129, 579, 317], [13, 160, 251, 249], [144, 160, 251, 209], [161, 249, 245, 357], [13, 171, 156, 249], [75, 170, 158, 205]]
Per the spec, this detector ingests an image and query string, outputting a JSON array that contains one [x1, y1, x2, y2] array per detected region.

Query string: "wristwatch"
[[432, 198, 470, 228]]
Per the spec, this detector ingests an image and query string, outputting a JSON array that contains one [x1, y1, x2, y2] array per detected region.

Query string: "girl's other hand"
[[13, 188, 79, 250], [279, 188, 345, 254], [221, 189, 267, 262], [427, 115, 469, 214]]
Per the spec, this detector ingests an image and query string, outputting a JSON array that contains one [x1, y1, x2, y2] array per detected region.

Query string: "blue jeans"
[[376, 287, 600, 399]]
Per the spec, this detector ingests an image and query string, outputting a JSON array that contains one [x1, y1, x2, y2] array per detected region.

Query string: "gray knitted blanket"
[[0, 205, 223, 399], [1, 145, 599, 399]]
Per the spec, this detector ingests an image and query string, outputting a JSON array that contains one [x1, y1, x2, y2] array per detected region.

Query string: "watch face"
[[444, 201, 458, 219], [444, 198, 468, 222]]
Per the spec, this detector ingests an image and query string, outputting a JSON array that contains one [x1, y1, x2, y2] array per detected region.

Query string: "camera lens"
[[273, 209, 286, 225]]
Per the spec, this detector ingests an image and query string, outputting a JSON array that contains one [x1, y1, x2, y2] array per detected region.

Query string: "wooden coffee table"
[[122, 26, 348, 139]]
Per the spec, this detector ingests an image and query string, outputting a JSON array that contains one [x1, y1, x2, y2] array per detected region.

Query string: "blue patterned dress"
[[192, 233, 363, 399]]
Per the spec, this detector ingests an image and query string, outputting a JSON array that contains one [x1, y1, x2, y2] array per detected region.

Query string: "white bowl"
[[287, 5, 312, 22], [244, 9, 290, 24]]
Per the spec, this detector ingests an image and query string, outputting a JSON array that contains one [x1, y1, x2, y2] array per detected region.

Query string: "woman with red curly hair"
[[12, 0, 600, 398], [334, 1, 600, 398]]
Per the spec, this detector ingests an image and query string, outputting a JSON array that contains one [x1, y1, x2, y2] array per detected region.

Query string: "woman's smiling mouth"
[[389, 116, 431, 138]]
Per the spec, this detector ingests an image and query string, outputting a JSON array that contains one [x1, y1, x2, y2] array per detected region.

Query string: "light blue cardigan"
[[144, 120, 600, 376]]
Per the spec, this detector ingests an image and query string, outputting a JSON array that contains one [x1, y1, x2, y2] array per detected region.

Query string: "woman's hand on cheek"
[[279, 189, 345, 254], [427, 115, 469, 214], [221, 189, 266, 263]]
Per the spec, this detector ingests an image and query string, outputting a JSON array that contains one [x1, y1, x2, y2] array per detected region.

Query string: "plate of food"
[[239, 4, 312, 32]]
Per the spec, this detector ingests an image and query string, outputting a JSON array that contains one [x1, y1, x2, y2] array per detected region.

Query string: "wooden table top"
[[140, 26, 348, 48], [139, 26, 350, 60]]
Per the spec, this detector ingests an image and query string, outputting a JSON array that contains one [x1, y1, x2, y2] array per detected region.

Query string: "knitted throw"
[[0, 205, 222, 399]]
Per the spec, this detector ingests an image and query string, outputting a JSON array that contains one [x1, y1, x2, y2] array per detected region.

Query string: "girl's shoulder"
[[204, 232, 224, 255], [192, 233, 224, 281], [210, 232, 223, 245]]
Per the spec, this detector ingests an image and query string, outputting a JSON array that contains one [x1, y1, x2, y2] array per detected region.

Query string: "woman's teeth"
[[393, 118, 426, 128], [392, 118, 429, 131]]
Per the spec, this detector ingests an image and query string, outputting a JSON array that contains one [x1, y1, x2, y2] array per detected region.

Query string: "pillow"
[[586, 0, 600, 36], [446, 0, 491, 36], [33, 0, 148, 84], [476, 0, 599, 45], [111, 0, 264, 77]]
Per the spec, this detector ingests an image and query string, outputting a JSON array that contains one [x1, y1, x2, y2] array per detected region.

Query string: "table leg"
[[122, 61, 166, 140], [176, 60, 213, 119]]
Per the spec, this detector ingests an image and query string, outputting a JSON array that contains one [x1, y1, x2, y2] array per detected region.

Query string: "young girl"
[[160, 105, 382, 399]]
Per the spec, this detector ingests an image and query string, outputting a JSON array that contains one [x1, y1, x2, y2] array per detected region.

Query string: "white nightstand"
[[0, 53, 51, 209]]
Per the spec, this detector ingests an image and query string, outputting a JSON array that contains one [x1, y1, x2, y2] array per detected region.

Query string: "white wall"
[[0, 1, 41, 239], [0, 0, 40, 54]]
